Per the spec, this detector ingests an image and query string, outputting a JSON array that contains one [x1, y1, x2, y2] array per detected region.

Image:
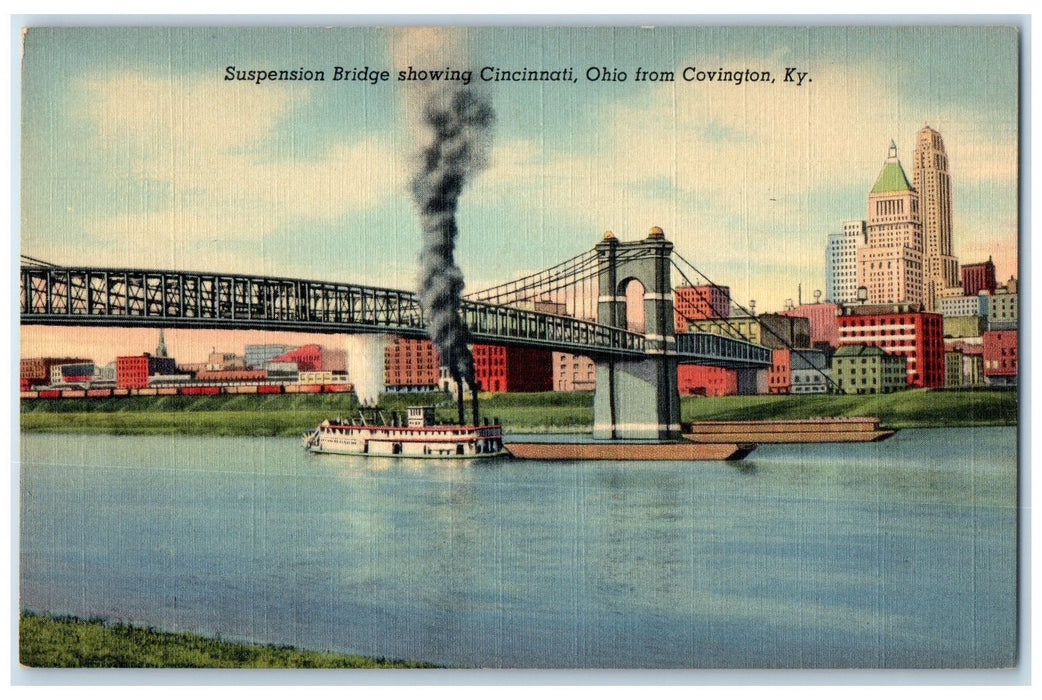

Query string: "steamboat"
[[304, 383, 506, 459], [304, 405, 506, 458]]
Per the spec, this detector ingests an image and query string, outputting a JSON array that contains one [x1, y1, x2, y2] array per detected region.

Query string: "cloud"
[[82, 72, 289, 153], [25, 36, 1018, 313], [474, 55, 1019, 308], [68, 71, 403, 269], [388, 26, 468, 69], [584, 58, 1012, 217]]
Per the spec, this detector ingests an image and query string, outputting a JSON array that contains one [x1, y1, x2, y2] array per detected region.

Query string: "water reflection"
[[20, 428, 1016, 668]]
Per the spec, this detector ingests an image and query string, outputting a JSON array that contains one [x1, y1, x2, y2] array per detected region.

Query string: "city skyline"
[[20, 326, 344, 368], [19, 25, 1020, 362]]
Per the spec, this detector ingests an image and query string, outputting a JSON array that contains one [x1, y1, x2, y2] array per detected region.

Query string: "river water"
[[19, 428, 1017, 668]]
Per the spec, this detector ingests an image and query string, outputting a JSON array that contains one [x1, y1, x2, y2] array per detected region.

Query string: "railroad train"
[[20, 382, 354, 400]]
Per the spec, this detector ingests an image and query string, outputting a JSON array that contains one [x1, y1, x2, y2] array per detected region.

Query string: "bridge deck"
[[20, 265, 770, 367]]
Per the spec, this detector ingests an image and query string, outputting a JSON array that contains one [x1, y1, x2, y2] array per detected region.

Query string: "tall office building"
[[856, 141, 924, 305], [825, 220, 867, 303], [912, 124, 959, 310]]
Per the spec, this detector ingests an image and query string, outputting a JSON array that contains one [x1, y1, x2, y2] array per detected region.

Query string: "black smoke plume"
[[411, 87, 495, 417]]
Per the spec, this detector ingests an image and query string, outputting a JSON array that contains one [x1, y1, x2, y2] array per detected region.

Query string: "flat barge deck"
[[506, 441, 755, 461], [683, 416, 895, 444]]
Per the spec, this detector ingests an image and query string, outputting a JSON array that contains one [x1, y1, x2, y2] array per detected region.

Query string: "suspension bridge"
[[20, 227, 772, 439]]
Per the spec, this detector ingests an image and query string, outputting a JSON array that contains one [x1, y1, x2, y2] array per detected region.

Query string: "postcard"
[[16, 22, 1021, 675]]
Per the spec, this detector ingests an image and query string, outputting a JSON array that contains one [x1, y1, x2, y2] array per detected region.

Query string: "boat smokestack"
[[471, 381, 480, 427], [455, 376, 466, 426]]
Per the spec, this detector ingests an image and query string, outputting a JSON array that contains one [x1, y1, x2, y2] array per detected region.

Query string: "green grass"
[[678, 389, 1019, 428], [19, 388, 1017, 436], [18, 612, 437, 668], [19, 390, 596, 436]]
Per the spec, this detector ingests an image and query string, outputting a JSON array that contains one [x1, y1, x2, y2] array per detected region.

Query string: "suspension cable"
[[20, 255, 59, 268], [671, 252, 841, 392], [670, 260, 765, 346], [465, 248, 598, 301], [465, 246, 661, 315]]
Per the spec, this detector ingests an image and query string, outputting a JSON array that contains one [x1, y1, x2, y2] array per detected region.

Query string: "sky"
[[17, 23, 1021, 365]]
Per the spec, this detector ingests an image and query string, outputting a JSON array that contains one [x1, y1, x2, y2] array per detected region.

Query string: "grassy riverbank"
[[18, 388, 1017, 436], [678, 389, 1019, 428], [19, 612, 436, 668]]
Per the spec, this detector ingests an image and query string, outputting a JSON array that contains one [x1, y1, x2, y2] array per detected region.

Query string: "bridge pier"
[[592, 228, 682, 441], [345, 335, 391, 406], [593, 357, 681, 440]]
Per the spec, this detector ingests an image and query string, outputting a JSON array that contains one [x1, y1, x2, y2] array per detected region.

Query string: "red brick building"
[[962, 258, 997, 296], [116, 354, 178, 389], [837, 304, 944, 388], [767, 348, 792, 394], [982, 330, 1018, 385], [778, 302, 840, 348], [384, 338, 440, 390], [473, 344, 553, 392], [272, 344, 323, 372], [674, 285, 730, 332], [20, 356, 90, 390], [117, 357, 149, 389], [676, 365, 738, 397], [553, 352, 596, 391]]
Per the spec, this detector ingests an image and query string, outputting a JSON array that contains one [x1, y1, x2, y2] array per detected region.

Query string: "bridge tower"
[[593, 227, 681, 440]]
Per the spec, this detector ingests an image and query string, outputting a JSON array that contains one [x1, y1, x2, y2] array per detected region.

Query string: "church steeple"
[[156, 329, 168, 358]]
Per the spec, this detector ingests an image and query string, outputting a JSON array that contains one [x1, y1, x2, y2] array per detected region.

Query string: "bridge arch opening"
[[619, 277, 646, 333]]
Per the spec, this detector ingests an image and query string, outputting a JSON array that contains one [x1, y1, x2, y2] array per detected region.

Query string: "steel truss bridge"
[[20, 262, 771, 369]]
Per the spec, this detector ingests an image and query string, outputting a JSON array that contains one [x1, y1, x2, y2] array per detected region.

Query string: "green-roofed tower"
[[870, 141, 914, 193], [856, 140, 924, 306]]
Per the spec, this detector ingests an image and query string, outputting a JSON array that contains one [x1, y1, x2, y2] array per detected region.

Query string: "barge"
[[505, 441, 755, 461], [682, 416, 895, 444], [304, 406, 507, 458]]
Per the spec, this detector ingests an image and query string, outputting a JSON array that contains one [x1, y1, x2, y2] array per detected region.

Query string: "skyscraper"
[[825, 220, 867, 303], [857, 141, 924, 305], [913, 124, 960, 310]]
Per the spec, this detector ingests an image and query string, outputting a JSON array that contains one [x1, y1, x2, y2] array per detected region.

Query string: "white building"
[[825, 220, 867, 303], [790, 349, 831, 394], [937, 293, 987, 318]]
